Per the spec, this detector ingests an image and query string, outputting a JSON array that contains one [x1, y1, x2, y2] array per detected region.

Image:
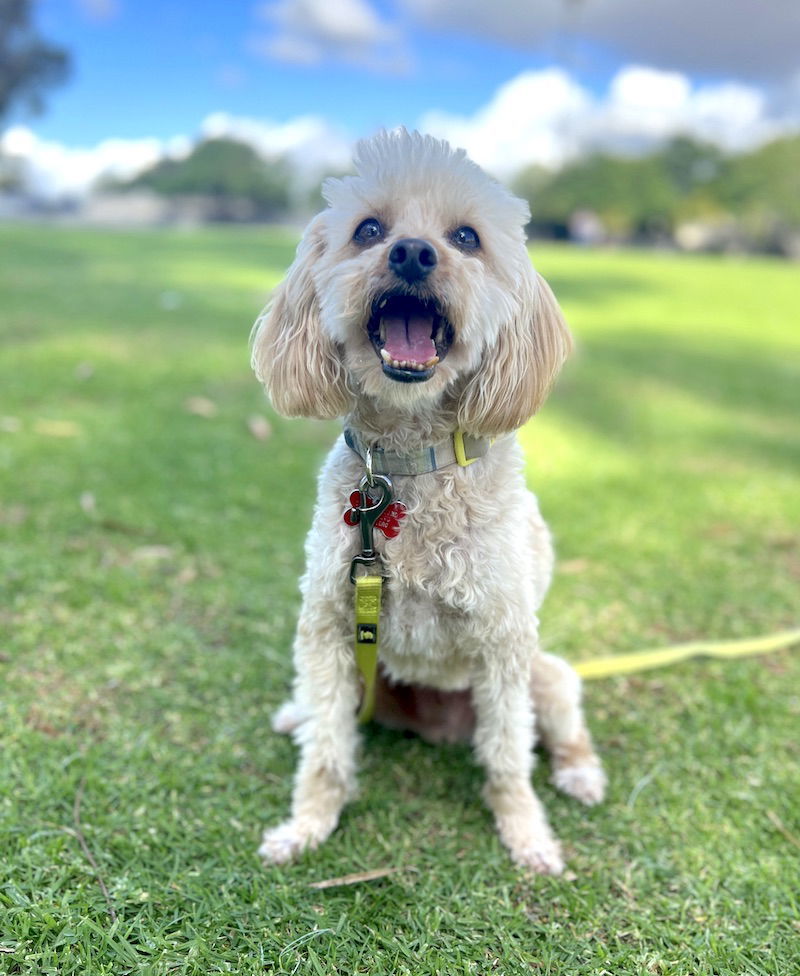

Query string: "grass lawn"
[[1, 222, 799, 975]]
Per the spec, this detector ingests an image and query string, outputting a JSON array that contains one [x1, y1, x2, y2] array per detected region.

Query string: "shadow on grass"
[[553, 329, 800, 473], [1, 225, 299, 344]]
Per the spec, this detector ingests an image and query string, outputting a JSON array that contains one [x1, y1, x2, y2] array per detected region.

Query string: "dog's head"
[[252, 128, 571, 436]]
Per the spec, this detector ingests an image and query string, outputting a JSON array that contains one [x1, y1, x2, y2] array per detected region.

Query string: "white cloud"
[[1, 115, 352, 200], [268, 0, 392, 49], [401, 0, 800, 84], [200, 112, 352, 177], [419, 66, 800, 177], [402, 0, 559, 49], [0, 127, 174, 199], [75, 0, 120, 21], [254, 0, 409, 71], [609, 67, 691, 115], [592, 67, 784, 155], [419, 70, 591, 172]]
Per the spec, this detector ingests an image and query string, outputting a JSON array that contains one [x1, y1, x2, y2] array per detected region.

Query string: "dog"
[[252, 128, 605, 874]]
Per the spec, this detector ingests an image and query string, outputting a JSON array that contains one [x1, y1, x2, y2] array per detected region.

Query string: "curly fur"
[[252, 129, 605, 873]]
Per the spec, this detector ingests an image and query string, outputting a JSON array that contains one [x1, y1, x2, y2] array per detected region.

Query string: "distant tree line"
[[120, 139, 293, 221], [513, 135, 800, 256], [111, 131, 800, 255]]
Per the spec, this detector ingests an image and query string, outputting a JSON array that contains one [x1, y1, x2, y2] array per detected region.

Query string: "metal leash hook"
[[364, 445, 374, 487], [349, 472, 394, 583]]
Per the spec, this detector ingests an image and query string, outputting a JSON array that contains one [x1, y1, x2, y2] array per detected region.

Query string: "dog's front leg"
[[472, 648, 564, 875], [259, 599, 359, 865]]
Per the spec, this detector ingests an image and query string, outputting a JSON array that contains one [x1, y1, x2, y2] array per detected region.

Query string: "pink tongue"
[[382, 314, 436, 364]]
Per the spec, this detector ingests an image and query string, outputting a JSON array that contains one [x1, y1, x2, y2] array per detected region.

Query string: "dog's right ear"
[[251, 216, 348, 419]]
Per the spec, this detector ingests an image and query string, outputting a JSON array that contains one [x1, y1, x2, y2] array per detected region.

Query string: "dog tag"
[[344, 489, 406, 538]]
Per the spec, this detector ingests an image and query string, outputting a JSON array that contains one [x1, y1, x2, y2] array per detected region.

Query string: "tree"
[[518, 152, 680, 239], [659, 136, 723, 194], [128, 138, 292, 220], [712, 135, 800, 225], [0, 0, 70, 123]]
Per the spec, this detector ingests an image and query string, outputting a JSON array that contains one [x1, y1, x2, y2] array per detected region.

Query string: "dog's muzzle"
[[367, 291, 454, 383]]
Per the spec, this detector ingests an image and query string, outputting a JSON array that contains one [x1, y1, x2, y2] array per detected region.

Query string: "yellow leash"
[[573, 627, 800, 680], [354, 575, 383, 722]]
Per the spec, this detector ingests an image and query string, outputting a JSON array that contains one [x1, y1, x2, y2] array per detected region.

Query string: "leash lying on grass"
[[573, 628, 800, 680]]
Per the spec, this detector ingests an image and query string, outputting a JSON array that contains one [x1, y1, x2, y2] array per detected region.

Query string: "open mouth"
[[367, 292, 454, 383]]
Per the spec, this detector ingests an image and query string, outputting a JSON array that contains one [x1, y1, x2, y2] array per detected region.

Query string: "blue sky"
[[31, 0, 588, 144], [6, 0, 800, 197]]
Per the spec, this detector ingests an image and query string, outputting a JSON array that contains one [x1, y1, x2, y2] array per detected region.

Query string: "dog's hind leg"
[[531, 652, 606, 806]]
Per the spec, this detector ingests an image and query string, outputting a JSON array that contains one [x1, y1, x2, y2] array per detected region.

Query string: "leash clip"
[[349, 473, 394, 583], [364, 445, 375, 487]]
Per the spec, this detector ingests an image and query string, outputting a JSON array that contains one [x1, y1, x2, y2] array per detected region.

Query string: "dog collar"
[[343, 428, 491, 476]]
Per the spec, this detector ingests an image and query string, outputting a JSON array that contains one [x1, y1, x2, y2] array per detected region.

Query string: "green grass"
[[1, 223, 798, 975]]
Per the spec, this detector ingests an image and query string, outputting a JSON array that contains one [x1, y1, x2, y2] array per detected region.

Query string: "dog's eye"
[[450, 226, 480, 250], [353, 218, 384, 245]]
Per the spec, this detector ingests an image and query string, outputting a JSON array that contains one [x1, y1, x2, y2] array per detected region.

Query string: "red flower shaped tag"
[[343, 490, 407, 539]]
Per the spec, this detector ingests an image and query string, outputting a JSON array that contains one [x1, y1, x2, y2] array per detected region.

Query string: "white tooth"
[[380, 348, 391, 362], [379, 320, 386, 342], [414, 363, 424, 371], [393, 359, 402, 369]]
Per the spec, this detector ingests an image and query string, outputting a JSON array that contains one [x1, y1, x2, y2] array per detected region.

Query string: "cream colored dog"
[[252, 129, 605, 874]]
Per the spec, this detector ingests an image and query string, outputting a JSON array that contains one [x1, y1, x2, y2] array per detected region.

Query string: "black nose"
[[388, 238, 438, 283]]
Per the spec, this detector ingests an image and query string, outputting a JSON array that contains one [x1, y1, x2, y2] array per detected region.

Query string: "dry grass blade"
[[308, 866, 412, 889], [70, 778, 118, 923], [766, 810, 800, 852]]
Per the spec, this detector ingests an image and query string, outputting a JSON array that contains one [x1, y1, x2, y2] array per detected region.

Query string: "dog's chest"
[[380, 472, 498, 609], [327, 443, 544, 688], [369, 476, 506, 686]]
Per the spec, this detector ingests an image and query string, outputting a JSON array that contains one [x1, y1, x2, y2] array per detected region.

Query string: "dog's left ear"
[[457, 269, 572, 437], [251, 215, 349, 419]]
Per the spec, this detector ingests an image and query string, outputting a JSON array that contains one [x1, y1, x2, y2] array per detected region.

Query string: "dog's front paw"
[[271, 700, 308, 735], [496, 814, 564, 875], [552, 761, 607, 806], [258, 821, 312, 864], [509, 834, 565, 875], [258, 814, 337, 865]]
